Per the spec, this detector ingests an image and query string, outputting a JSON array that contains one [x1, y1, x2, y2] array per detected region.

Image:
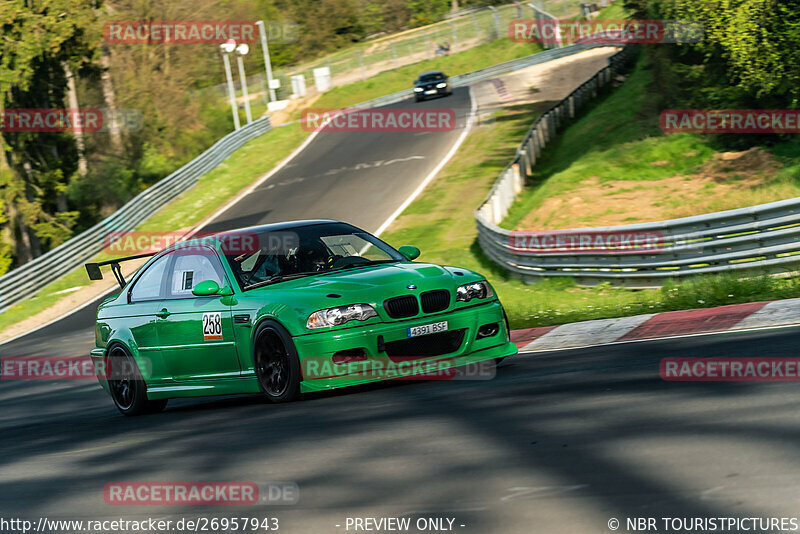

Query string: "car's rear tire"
[[107, 344, 167, 416], [253, 321, 301, 403]]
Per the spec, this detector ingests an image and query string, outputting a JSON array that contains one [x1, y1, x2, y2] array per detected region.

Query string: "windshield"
[[418, 73, 444, 83], [221, 222, 404, 290]]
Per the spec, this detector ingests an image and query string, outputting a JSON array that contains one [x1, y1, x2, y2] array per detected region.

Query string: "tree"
[[625, 0, 800, 107], [0, 0, 98, 267]]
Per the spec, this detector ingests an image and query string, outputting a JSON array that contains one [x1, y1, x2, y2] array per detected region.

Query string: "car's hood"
[[241, 261, 485, 332], [251, 262, 480, 298]]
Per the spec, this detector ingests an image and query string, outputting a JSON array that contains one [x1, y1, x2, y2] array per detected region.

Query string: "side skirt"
[[146, 375, 261, 400]]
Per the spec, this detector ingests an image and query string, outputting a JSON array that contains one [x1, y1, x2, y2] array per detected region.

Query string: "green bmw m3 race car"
[[86, 220, 517, 415]]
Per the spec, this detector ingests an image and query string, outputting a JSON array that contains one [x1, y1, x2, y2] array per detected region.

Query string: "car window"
[[320, 233, 388, 261], [129, 254, 170, 302], [221, 222, 404, 290], [167, 251, 226, 299], [419, 73, 444, 83]]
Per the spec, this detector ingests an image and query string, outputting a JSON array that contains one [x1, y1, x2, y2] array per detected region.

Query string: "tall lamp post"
[[235, 43, 253, 124], [220, 39, 240, 130], [255, 20, 277, 103]]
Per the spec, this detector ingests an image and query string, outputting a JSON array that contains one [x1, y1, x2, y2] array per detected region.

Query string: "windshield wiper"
[[331, 259, 397, 271], [244, 272, 316, 290]]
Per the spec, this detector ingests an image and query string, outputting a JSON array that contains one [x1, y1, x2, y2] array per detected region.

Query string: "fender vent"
[[234, 314, 250, 324]]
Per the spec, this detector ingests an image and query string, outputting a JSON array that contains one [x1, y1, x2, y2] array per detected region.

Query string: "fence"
[[475, 45, 800, 288], [0, 117, 272, 312], [226, 0, 602, 103], [351, 41, 623, 110]]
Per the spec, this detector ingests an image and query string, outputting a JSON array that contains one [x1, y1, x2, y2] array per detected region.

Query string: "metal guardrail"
[[0, 117, 272, 312], [475, 45, 800, 288], [351, 41, 621, 110]]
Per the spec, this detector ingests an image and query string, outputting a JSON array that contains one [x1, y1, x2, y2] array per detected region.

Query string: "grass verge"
[[501, 53, 800, 231], [380, 103, 800, 329], [302, 39, 544, 115]]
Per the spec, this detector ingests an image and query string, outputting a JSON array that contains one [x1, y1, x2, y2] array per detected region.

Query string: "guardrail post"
[[518, 150, 530, 179], [527, 135, 536, 165], [541, 116, 550, 143], [512, 163, 524, 194], [482, 202, 494, 225], [536, 125, 545, 152], [491, 191, 503, 225], [568, 95, 575, 118], [500, 170, 514, 219]]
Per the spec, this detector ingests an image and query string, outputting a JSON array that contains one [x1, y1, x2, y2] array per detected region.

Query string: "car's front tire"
[[253, 320, 301, 403], [106, 344, 167, 416]]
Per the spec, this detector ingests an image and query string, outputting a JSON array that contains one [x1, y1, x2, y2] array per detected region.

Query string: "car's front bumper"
[[415, 87, 448, 98], [294, 300, 516, 392]]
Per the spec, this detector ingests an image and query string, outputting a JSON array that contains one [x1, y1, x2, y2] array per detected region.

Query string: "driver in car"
[[293, 239, 335, 272]]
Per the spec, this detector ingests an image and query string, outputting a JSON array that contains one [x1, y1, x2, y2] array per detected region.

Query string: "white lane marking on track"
[[521, 314, 655, 352], [189, 124, 326, 235], [373, 86, 477, 237], [515, 321, 800, 356], [257, 156, 427, 190], [731, 297, 800, 330]]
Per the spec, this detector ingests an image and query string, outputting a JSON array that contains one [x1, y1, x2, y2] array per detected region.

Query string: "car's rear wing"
[[85, 253, 156, 289]]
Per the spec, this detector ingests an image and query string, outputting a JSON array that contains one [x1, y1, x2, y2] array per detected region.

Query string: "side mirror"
[[192, 280, 220, 296], [398, 245, 421, 261]]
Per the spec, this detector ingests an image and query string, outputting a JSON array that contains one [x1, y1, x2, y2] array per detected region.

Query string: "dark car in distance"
[[413, 71, 452, 102]]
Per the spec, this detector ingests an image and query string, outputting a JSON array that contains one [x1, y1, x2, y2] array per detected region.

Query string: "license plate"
[[407, 321, 448, 337], [425, 89, 437, 95]]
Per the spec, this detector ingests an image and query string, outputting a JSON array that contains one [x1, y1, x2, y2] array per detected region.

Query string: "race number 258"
[[203, 312, 223, 340]]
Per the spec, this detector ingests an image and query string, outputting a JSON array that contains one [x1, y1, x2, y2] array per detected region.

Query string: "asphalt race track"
[[5, 88, 800, 532], [4, 324, 800, 531]]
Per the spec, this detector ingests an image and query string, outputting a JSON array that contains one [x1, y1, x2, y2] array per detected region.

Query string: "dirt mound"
[[700, 147, 778, 182], [517, 147, 785, 231]]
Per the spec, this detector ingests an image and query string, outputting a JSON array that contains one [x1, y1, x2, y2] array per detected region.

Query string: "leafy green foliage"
[[625, 0, 800, 108]]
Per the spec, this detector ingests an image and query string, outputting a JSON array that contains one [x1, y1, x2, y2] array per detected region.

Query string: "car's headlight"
[[456, 281, 493, 302], [414, 87, 424, 92], [436, 82, 447, 88], [307, 304, 378, 329]]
